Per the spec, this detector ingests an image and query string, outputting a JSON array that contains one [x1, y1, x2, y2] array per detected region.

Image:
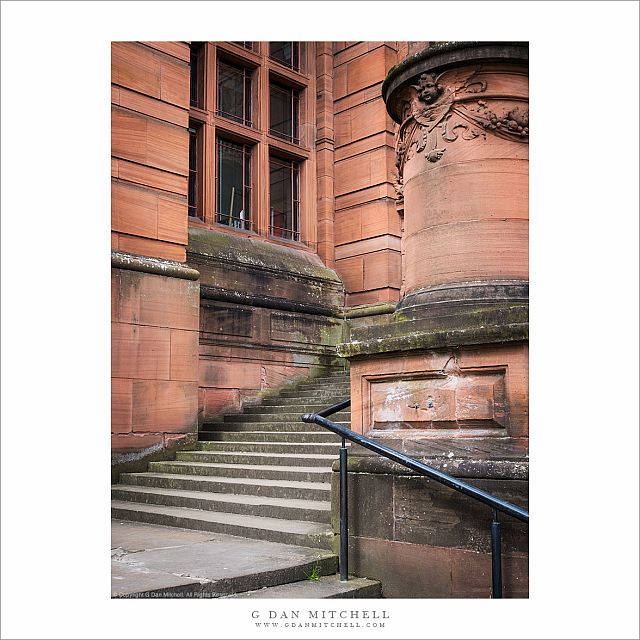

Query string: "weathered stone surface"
[[331, 470, 394, 540], [348, 535, 527, 598], [111, 520, 338, 598], [392, 474, 528, 552], [346, 343, 528, 439]]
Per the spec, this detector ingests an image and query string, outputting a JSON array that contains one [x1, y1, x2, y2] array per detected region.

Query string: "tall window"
[[188, 125, 202, 220], [269, 82, 299, 143], [217, 60, 252, 127], [187, 42, 308, 243], [269, 42, 299, 70], [190, 42, 205, 108], [216, 139, 252, 230], [270, 156, 299, 241]]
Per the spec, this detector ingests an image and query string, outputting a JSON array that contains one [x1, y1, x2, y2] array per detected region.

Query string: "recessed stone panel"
[[270, 313, 340, 346], [201, 306, 253, 338], [369, 370, 507, 430]]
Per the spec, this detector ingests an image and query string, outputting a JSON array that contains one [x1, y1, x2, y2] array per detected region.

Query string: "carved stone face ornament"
[[416, 72, 444, 105]]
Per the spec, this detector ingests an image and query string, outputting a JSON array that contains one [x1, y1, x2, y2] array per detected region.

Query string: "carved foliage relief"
[[393, 69, 529, 200]]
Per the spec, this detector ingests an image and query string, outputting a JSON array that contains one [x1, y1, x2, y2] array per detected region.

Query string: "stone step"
[[227, 574, 382, 599], [254, 395, 350, 407], [119, 472, 331, 501], [224, 411, 350, 422], [304, 375, 350, 383], [112, 522, 339, 599], [243, 403, 350, 414], [177, 450, 337, 468], [278, 387, 351, 396], [111, 485, 331, 523], [195, 440, 343, 455], [148, 461, 333, 483], [111, 501, 336, 549], [265, 386, 350, 396], [200, 430, 342, 443], [284, 383, 351, 393], [200, 421, 348, 433]]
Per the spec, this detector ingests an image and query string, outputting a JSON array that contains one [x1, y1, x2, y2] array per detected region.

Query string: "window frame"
[[216, 58, 253, 128], [188, 41, 312, 247], [269, 42, 300, 71], [269, 155, 300, 242], [187, 122, 204, 221], [215, 137, 254, 232], [269, 81, 299, 145], [189, 42, 206, 109]]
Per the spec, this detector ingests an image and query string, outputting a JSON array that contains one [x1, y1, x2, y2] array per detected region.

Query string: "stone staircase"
[[111, 369, 381, 598]]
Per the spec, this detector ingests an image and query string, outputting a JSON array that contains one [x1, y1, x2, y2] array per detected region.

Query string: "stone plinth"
[[111, 252, 201, 479]]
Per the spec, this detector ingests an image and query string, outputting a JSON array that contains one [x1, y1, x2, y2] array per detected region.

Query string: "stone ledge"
[[188, 227, 342, 284], [333, 454, 528, 481], [200, 285, 339, 318], [338, 321, 528, 358], [112, 251, 200, 281], [342, 302, 397, 319]]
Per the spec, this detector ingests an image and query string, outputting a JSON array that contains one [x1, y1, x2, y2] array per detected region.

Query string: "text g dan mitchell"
[[251, 610, 389, 620]]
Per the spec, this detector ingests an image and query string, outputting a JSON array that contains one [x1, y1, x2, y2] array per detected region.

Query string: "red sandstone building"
[[111, 40, 529, 597]]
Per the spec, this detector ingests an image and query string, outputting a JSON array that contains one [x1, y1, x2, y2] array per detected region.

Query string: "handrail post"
[[491, 510, 503, 598], [339, 437, 349, 582]]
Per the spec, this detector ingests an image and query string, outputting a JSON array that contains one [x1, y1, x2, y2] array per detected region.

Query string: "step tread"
[[121, 472, 331, 491], [198, 439, 342, 446], [227, 574, 381, 599], [111, 501, 332, 535], [202, 438, 340, 445], [111, 485, 331, 511], [153, 461, 332, 474], [180, 451, 338, 461]]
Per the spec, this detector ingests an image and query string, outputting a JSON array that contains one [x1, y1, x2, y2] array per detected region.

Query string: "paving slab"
[[112, 519, 217, 553], [111, 519, 336, 598]]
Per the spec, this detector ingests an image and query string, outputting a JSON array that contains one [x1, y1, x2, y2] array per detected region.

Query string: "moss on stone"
[[188, 227, 341, 283], [337, 322, 528, 358]]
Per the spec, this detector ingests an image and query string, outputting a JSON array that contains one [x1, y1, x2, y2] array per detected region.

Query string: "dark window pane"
[[270, 83, 298, 143], [269, 42, 299, 70], [217, 61, 245, 123], [270, 157, 299, 241], [188, 126, 200, 219], [190, 43, 204, 108], [217, 139, 251, 230], [244, 73, 252, 126]]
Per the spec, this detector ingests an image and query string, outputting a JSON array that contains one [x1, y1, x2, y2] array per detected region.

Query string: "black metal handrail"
[[302, 398, 529, 598]]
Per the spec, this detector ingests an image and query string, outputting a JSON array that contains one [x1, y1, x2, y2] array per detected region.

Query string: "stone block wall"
[[111, 42, 199, 473], [111, 41, 190, 261], [332, 42, 402, 306], [111, 264, 200, 461], [332, 462, 528, 597]]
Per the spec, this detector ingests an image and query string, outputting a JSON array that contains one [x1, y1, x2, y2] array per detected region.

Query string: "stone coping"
[[111, 251, 200, 281], [342, 302, 397, 319], [188, 227, 341, 284], [338, 321, 528, 358], [331, 437, 529, 481]]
